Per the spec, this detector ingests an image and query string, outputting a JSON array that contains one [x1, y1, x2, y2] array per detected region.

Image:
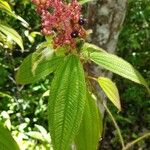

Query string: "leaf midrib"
[[59, 55, 74, 150]]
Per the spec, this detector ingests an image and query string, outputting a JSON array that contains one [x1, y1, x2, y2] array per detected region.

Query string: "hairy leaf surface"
[[48, 54, 86, 150], [75, 91, 102, 150]]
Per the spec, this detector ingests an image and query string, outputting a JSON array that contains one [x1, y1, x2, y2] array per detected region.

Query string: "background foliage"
[[0, 0, 150, 149], [102, 0, 150, 149]]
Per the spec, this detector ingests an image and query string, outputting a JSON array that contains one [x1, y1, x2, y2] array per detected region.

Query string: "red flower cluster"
[[32, 0, 86, 49]]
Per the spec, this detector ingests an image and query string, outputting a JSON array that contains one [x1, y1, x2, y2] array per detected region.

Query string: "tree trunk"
[[87, 0, 128, 112], [87, 0, 128, 149], [88, 0, 127, 52]]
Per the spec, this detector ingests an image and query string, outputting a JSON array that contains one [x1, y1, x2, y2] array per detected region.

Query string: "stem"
[[122, 132, 150, 150], [88, 75, 125, 148], [103, 103, 125, 148], [87, 76, 97, 81]]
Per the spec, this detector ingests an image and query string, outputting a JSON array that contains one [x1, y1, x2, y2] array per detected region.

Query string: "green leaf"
[[86, 51, 149, 93], [0, 92, 12, 99], [35, 124, 48, 136], [75, 91, 103, 150], [98, 77, 121, 110], [48, 54, 86, 150], [0, 0, 12, 13], [26, 131, 46, 142], [35, 124, 48, 140], [0, 0, 29, 27], [82, 42, 106, 53], [79, 0, 93, 5], [0, 24, 24, 51], [0, 123, 20, 150], [16, 48, 63, 84]]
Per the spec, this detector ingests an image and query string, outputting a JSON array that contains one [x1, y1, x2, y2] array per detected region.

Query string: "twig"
[[103, 103, 125, 148], [122, 132, 150, 150]]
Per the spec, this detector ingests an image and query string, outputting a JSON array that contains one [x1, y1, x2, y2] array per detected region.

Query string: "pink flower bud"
[[32, 0, 86, 49]]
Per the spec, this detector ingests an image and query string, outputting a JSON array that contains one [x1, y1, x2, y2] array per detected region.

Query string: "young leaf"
[[98, 77, 121, 110], [0, 24, 24, 51], [48, 54, 86, 150], [86, 51, 149, 92], [75, 91, 103, 150], [0, 123, 20, 150], [16, 48, 63, 84]]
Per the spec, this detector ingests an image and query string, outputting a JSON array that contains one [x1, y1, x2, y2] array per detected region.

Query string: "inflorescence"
[[32, 0, 86, 49]]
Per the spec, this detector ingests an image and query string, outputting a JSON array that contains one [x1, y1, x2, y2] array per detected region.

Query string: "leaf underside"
[[98, 77, 121, 110]]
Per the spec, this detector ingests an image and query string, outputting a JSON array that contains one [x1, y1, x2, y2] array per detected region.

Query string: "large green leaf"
[[85, 51, 149, 92], [75, 91, 102, 150], [48, 54, 86, 150], [16, 48, 63, 84], [98, 77, 121, 110], [0, 24, 24, 51], [0, 123, 20, 150]]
